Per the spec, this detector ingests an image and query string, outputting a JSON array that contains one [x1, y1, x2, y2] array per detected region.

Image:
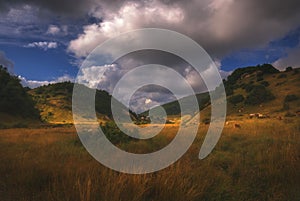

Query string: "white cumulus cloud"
[[19, 74, 74, 88], [25, 41, 58, 50], [46, 25, 60, 35]]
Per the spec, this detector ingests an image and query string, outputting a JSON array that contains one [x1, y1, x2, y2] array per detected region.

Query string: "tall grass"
[[0, 118, 299, 201]]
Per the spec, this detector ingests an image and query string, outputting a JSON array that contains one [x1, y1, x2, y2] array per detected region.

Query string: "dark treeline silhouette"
[[0, 65, 39, 118]]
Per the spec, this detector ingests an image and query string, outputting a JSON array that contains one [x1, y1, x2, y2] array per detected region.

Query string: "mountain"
[[0, 66, 40, 127], [148, 64, 300, 122], [1, 63, 299, 127], [29, 82, 136, 124]]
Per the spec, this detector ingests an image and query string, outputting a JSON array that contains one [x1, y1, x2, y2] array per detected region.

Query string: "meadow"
[[0, 118, 299, 201]]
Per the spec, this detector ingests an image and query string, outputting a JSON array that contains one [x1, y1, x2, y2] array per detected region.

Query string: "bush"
[[256, 76, 263, 82], [284, 94, 299, 102], [245, 85, 275, 105], [285, 112, 296, 117], [100, 122, 138, 144], [225, 85, 234, 96], [243, 83, 255, 93], [285, 66, 293, 72], [12, 122, 28, 128], [260, 81, 270, 87], [283, 102, 289, 110], [228, 94, 245, 105], [277, 74, 287, 79]]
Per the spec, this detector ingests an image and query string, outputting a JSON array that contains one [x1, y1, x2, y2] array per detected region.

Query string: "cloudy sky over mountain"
[[0, 0, 299, 111]]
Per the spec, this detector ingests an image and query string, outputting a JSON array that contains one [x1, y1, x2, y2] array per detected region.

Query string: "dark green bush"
[[245, 85, 275, 105], [277, 74, 287, 79], [285, 112, 296, 117], [256, 76, 263, 82], [283, 102, 289, 111], [285, 66, 293, 72], [260, 81, 270, 87], [284, 94, 299, 102], [225, 85, 234, 96], [100, 122, 138, 144], [243, 83, 255, 93], [228, 94, 245, 105]]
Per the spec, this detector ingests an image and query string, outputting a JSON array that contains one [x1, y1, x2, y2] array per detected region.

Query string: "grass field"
[[0, 118, 299, 201]]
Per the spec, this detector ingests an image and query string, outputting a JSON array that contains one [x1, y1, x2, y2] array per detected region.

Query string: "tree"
[[0, 65, 39, 118], [285, 66, 293, 72]]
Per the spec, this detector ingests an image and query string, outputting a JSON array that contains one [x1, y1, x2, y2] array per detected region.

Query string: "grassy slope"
[[203, 68, 300, 121], [29, 82, 136, 124], [156, 68, 300, 123], [29, 82, 75, 124]]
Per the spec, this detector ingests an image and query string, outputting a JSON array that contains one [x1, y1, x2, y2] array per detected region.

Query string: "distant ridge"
[[29, 82, 137, 124], [146, 64, 300, 122]]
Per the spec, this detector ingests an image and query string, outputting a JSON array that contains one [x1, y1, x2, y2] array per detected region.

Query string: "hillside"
[[221, 65, 300, 120], [149, 64, 300, 123], [29, 82, 136, 124], [1, 64, 299, 127], [0, 66, 40, 127]]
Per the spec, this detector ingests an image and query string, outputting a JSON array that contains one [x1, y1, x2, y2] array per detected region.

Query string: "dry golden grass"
[[0, 118, 299, 201]]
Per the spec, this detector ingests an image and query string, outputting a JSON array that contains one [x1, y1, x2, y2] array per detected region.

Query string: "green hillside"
[[29, 82, 135, 124], [223, 65, 300, 119], [149, 64, 300, 122], [1, 64, 299, 127], [0, 66, 40, 127]]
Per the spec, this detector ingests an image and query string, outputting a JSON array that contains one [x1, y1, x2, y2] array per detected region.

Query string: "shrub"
[[277, 74, 287, 79], [225, 85, 234, 96], [0, 123, 8, 129], [243, 83, 255, 93], [260, 81, 270, 87], [285, 112, 296, 117], [228, 94, 245, 105], [285, 66, 293, 72], [100, 122, 137, 144], [245, 85, 275, 105], [256, 76, 263, 82], [284, 94, 299, 102], [283, 102, 289, 110], [12, 122, 28, 128]]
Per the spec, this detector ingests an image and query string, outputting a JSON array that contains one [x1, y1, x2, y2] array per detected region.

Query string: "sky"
[[0, 0, 300, 112]]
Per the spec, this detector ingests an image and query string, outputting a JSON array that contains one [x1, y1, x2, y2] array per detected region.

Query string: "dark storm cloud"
[[2, 0, 298, 59], [66, 0, 300, 60], [0, 0, 95, 17]]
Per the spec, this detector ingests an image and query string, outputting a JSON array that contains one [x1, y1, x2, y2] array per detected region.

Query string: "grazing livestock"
[[234, 124, 241, 128], [226, 121, 242, 129], [249, 113, 256, 119], [249, 113, 269, 119]]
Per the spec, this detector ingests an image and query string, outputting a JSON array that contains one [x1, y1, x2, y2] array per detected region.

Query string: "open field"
[[0, 118, 299, 201]]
